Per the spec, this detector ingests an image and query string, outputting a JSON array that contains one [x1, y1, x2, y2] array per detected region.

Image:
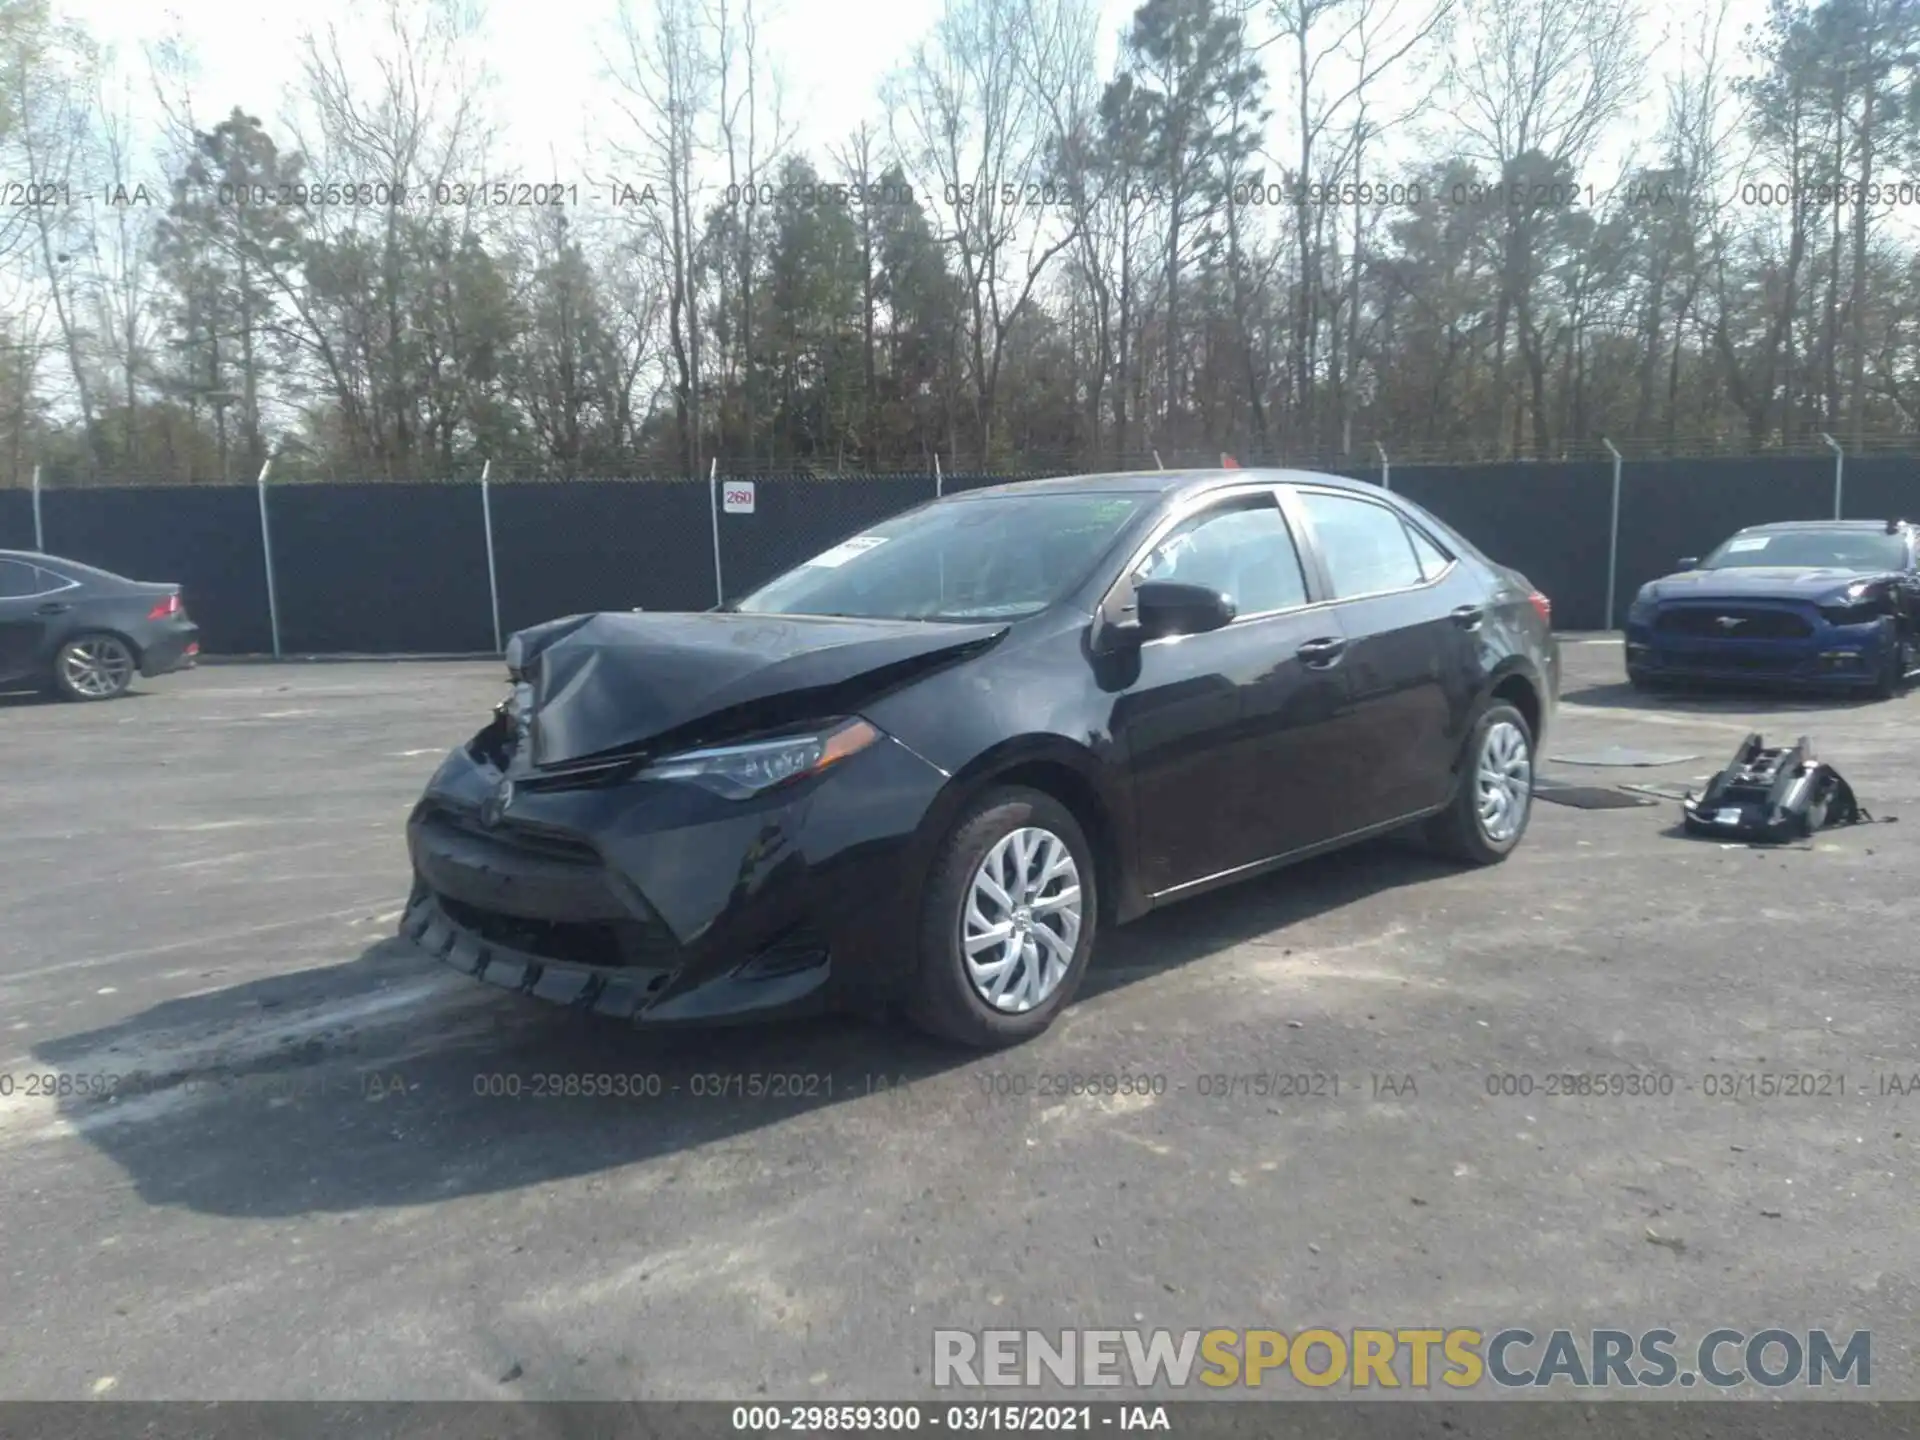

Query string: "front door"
[[1106, 492, 1352, 896], [0, 558, 53, 685]]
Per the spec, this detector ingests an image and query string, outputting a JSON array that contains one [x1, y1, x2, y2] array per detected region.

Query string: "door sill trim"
[[1146, 806, 1445, 907]]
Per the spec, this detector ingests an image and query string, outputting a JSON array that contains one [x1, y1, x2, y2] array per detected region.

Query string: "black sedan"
[[401, 470, 1559, 1048], [0, 550, 200, 701], [1624, 519, 1919, 696]]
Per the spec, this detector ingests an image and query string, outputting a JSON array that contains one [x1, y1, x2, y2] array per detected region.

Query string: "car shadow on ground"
[[1559, 678, 1894, 713], [31, 839, 1464, 1220], [0, 686, 160, 708]]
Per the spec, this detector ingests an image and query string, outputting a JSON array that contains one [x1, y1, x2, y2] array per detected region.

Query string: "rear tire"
[[52, 633, 137, 702], [905, 786, 1098, 1050], [1424, 700, 1535, 865]]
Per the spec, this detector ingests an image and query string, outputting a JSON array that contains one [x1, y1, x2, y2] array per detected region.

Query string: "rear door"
[[1283, 487, 1483, 830], [1106, 488, 1352, 896]]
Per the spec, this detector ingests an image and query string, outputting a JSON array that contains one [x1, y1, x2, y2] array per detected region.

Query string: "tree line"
[[2, 0, 1918, 486]]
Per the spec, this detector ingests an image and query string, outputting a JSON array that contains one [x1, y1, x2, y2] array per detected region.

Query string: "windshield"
[[731, 492, 1149, 621], [1702, 529, 1908, 572]]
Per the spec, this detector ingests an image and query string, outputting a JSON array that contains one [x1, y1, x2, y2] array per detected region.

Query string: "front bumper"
[[1624, 610, 1891, 687], [399, 730, 950, 1026]]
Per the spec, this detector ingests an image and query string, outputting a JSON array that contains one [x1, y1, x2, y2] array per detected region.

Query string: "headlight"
[[1819, 583, 1884, 625], [1627, 589, 1656, 620], [643, 718, 883, 799]]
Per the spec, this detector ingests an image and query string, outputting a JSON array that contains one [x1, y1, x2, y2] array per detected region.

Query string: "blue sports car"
[[1624, 519, 1920, 697]]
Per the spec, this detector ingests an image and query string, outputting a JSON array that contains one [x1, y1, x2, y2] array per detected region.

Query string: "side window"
[[1406, 524, 1453, 581], [1134, 498, 1309, 615], [1298, 492, 1426, 598], [0, 559, 47, 598]]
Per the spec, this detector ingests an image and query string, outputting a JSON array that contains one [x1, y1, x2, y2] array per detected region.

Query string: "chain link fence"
[[6, 455, 1920, 654]]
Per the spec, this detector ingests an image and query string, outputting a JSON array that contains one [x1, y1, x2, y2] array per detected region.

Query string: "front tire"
[[52, 633, 137, 702], [906, 786, 1098, 1049], [1424, 700, 1535, 865], [1870, 626, 1908, 700]]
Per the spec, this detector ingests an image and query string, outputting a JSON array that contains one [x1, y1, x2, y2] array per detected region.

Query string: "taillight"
[[1528, 591, 1551, 625], [147, 592, 182, 620]]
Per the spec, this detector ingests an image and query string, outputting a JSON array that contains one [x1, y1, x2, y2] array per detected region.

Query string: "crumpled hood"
[[1644, 566, 1893, 602], [512, 610, 1009, 769]]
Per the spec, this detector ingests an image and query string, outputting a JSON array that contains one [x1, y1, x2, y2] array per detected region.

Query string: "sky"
[[53, 0, 1776, 211]]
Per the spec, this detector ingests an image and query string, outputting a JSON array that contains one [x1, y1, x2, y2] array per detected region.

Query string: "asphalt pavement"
[[1, 640, 1916, 1402]]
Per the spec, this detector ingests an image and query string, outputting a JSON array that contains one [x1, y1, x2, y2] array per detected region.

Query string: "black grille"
[[1655, 607, 1812, 639], [439, 896, 682, 970]]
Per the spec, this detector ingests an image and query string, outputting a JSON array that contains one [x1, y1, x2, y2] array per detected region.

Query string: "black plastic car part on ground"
[[1623, 520, 1920, 696], [1681, 734, 1867, 843], [400, 468, 1562, 1049], [0, 550, 201, 701]]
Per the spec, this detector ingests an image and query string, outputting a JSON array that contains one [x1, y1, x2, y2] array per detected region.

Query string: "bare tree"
[[87, 62, 163, 474], [888, 0, 1083, 461], [831, 121, 884, 462], [709, 0, 793, 460], [292, 0, 495, 473], [1445, 0, 1643, 454], [609, 0, 716, 476], [5, 6, 105, 475], [1262, 0, 1453, 447]]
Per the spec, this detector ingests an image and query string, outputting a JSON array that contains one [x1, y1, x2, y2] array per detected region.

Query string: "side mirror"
[[1677, 557, 1700, 571], [1135, 579, 1237, 640]]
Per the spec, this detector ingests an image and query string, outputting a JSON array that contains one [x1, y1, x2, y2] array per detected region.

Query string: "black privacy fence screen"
[[3, 456, 1918, 656]]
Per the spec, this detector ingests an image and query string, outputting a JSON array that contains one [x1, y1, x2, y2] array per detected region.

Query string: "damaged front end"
[[1681, 734, 1866, 843], [401, 608, 988, 1026]]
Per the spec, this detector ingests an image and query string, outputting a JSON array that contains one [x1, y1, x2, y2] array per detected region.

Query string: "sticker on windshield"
[[1725, 536, 1771, 552], [804, 534, 888, 568]]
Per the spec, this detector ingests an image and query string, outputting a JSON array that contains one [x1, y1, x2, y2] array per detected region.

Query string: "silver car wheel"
[[961, 826, 1083, 1013], [1476, 719, 1531, 844], [60, 635, 135, 698]]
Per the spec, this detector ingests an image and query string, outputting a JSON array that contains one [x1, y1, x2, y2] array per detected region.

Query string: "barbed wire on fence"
[[9, 432, 1920, 489]]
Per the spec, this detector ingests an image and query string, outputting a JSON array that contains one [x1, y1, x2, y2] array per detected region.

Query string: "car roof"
[[950, 468, 1383, 502], [0, 549, 128, 582], [1737, 519, 1910, 532]]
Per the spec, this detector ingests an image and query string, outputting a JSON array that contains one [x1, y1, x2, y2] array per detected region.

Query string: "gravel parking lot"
[[2, 639, 1916, 1403]]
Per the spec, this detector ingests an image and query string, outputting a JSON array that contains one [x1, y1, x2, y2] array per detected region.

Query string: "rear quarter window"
[[0, 558, 50, 597]]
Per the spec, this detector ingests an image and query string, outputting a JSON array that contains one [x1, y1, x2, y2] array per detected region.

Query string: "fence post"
[[30, 464, 43, 551], [1374, 441, 1390, 492], [1603, 437, 1623, 630], [1821, 433, 1844, 518], [479, 459, 502, 653], [709, 457, 724, 607], [934, 453, 943, 498], [256, 455, 282, 658], [1152, 450, 1164, 470]]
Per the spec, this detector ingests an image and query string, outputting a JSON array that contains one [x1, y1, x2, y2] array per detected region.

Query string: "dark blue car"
[[1624, 519, 1920, 696]]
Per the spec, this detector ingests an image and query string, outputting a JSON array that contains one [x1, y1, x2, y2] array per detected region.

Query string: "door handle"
[[1296, 636, 1347, 668], [35, 602, 70, 616], [1450, 605, 1484, 630]]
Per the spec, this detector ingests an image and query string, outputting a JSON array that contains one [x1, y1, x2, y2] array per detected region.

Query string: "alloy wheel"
[[1476, 719, 1531, 844], [61, 636, 135, 699], [960, 826, 1083, 1013]]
